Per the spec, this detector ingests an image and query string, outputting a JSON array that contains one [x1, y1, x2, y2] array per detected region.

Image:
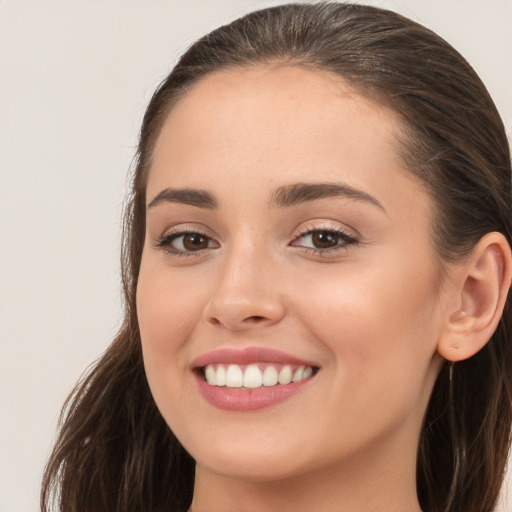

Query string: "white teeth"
[[203, 363, 315, 388], [243, 365, 263, 388], [205, 365, 216, 385], [278, 365, 293, 385], [292, 366, 304, 383], [226, 364, 243, 387], [216, 365, 226, 386], [262, 366, 278, 386]]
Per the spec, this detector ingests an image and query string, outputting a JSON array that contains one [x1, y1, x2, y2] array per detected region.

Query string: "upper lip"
[[191, 347, 318, 369]]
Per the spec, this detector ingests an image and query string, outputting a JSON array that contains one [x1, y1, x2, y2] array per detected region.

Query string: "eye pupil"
[[183, 233, 209, 250], [312, 231, 338, 249]]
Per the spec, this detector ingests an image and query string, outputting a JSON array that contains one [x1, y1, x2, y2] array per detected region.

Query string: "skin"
[[136, 66, 460, 512]]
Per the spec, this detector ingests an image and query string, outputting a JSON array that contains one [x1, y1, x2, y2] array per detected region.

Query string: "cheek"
[[296, 259, 441, 392], [136, 262, 210, 403], [300, 273, 441, 448], [136, 263, 209, 428], [137, 264, 206, 349], [304, 263, 436, 335]]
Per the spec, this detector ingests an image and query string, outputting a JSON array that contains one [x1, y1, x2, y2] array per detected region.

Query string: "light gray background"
[[1, 1, 511, 511]]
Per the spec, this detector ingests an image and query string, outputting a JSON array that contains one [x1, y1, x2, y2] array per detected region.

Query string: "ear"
[[437, 232, 512, 362]]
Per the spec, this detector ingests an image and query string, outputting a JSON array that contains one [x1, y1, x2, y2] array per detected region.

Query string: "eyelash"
[[154, 225, 358, 257], [154, 229, 217, 257], [290, 225, 358, 256]]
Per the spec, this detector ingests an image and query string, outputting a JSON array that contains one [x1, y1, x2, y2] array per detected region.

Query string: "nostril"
[[243, 315, 266, 323]]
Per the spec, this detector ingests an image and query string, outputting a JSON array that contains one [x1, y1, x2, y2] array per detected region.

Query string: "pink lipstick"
[[192, 347, 318, 411]]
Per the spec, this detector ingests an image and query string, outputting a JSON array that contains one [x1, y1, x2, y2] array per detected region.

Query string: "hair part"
[[42, 3, 512, 512]]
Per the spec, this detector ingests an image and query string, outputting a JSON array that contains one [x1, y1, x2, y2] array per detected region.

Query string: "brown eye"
[[311, 231, 339, 249], [291, 228, 358, 254], [182, 233, 209, 251], [156, 230, 218, 255]]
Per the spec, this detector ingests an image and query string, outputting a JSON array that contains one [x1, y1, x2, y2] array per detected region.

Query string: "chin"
[[196, 449, 309, 483], [181, 426, 315, 482]]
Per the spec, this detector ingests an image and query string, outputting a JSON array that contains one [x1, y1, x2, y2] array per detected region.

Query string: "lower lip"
[[195, 372, 314, 411]]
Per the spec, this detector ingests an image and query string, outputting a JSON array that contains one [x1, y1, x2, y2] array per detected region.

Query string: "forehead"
[[148, 65, 413, 205]]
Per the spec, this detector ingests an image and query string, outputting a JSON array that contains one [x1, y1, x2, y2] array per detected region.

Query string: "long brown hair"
[[42, 3, 512, 511]]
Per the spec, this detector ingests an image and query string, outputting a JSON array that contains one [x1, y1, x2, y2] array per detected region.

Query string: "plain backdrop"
[[1, 1, 511, 511]]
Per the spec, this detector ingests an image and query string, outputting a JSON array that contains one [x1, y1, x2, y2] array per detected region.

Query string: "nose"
[[203, 246, 286, 331]]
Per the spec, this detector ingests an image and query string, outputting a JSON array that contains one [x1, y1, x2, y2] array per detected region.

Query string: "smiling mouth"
[[199, 363, 318, 389]]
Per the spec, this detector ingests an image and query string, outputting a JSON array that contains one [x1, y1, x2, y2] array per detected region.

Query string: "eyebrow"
[[147, 182, 385, 213], [148, 188, 218, 209], [269, 182, 385, 212]]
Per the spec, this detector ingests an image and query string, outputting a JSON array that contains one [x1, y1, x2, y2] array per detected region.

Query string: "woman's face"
[[137, 66, 449, 482]]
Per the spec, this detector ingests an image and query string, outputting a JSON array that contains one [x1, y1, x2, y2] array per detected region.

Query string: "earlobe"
[[438, 232, 512, 362]]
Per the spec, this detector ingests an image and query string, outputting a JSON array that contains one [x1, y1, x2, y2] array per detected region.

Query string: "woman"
[[41, 3, 512, 512]]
